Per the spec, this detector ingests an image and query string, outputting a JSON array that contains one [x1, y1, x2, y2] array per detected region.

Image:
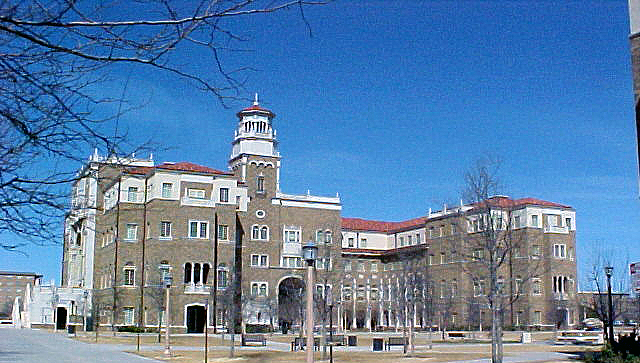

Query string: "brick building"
[[58, 98, 577, 332], [0, 271, 41, 321]]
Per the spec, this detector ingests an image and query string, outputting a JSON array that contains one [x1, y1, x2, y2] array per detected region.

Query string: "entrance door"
[[186, 305, 206, 333], [56, 307, 67, 330]]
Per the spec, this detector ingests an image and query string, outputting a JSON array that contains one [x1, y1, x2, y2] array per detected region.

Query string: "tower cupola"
[[229, 94, 279, 162]]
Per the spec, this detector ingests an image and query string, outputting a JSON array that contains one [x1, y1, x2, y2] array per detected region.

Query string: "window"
[[162, 183, 173, 198], [124, 267, 135, 286], [189, 221, 209, 239], [184, 263, 192, 283], [315, 284, 331, 298], [344, 261, 352, 271], [440, 252, 446, 264], [439, 225, 444, 237], [356, 285, 366, 301], [407, 235, 413, 245], [260, 226, 268, 240], [127, 187, 138, 202], [553, 244, 566, 258], [217, 265, 228, 289], [496, 216, 503, 230], [532, 311, 541, 325], [565, 217, 572, 229], [251, 254, 268, 267], [451, 279, 458, 296], [218, 225, 228, 240], [251, 282, 268, 296], [429, 227, 434, 238], [125, 224, 137, 241], [514, 216, 521, 228], [473, 280, 483, 297], [187, 188, 205, 199], [428, 254, 434, 265], [317, 257, 331, 270], [399, 237, 404, 246], [325, 231, 332, 243], [256, 176, 264, 192], [252, 225, 259, 239], [531, 245, 541, 258], [531, 215, 538, 227], [416, 234, 421, 244], [473, 249, 484, 260], [370, 287, 379, 300], [553, 275, 570, 293], [568, 247, 574, 261], [343, 287, 352, 301], [358, 262, 365, 272], [123, 307, 135, 325], [219, 188, 229, 202], [282, 256, 302, 268], [348, 237, 354, 247], [284, 228, 301, 243], [160, 221, 171, 238], [371, 263, 378, 272], [316, 230, 323, 243], [532, 279, 542, 295], [360, 238, 367, 248], [440, 280, 446, 298], [451, 224, 457, 234]]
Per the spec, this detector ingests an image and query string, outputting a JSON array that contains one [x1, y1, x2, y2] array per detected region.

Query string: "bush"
[[117, 326, 159, 333]]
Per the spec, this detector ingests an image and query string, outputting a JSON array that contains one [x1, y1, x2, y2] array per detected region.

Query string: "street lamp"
[[605, 266, 615, 346], [162, 267, 173, 357], [327, 289, 334, 363], [303, 241, 318, 363]]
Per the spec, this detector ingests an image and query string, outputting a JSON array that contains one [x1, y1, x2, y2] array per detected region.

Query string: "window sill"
[[123, 239, 137, 243], [158, 236, 172, 241]]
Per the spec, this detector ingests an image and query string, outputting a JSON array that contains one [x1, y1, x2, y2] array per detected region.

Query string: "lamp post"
[[83, 290, 89, 331], [327, 290, 334, 363], [163, 269, 173, 357], [204, 298, 209, 363], [605, 266, 615, 346], [303, 241, 318, 363]]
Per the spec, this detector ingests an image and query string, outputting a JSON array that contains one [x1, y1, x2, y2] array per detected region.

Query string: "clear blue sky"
[[1, 0, 638, 290]]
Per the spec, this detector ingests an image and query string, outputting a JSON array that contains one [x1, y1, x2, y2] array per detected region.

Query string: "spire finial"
[[253, 93, 259, 106]]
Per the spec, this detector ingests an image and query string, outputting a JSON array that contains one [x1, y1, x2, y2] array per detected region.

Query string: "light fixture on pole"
[[605, 266, 615, 346], [162, 266, 173, 357], [302, 241, 318, 363], [327, 289, 334, 363]]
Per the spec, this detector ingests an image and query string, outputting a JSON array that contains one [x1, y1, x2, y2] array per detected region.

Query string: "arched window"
[[260, 226, 268, 240], [194, 263, 201, 284], [316, 230, 323, 243], [203, 264, 210, 284], [184, 263, 192, 283], [325, 231, 332, 243], [252, 225, 260, 240]]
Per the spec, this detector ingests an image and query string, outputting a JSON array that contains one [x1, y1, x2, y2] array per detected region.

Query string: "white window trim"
[[161, 183, 173, 199], [251, 281, 269, 297], [283, 227, 301, 243], [250, 254, 269, 268], [124, 224, 138, 242], [187, 188, 206, 199], [219, 187, 230, 203], [553, 244, 567, 259], [532, 278, 543, 296], [123, 267, 136, 287], [251, 224, 269, 241], [159, 221, 172, 240], [217, 224, 229, 241], [123, 307, 135, 325], [188, 220, 209, 239], [281, 255, 303, 268]]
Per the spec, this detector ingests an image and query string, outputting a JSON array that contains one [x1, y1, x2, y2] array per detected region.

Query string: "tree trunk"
[[491, 307, 503, 363]]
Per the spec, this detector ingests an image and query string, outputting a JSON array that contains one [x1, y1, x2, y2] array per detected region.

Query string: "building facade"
[[54, 100, 578, 332], [0, 271, 41, 321]]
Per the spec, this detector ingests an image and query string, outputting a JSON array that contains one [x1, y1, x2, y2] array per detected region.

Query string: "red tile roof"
[[127, 162, 231, 176], [474, 196, 572, 209], [237, 104, 275, 118], [343, 197, 571, 233], [341, 217, 426, 233], [155, 162, 230, 175]]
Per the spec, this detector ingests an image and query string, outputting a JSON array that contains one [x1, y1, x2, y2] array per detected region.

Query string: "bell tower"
[[229, 95, 281, 194]]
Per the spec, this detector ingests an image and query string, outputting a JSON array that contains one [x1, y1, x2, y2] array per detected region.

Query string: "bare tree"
[[457, 158, 544, 363], [0, 0, 325, 250]]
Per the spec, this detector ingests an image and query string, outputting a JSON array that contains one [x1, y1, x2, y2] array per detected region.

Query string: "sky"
[[1, 0, 638, 290]]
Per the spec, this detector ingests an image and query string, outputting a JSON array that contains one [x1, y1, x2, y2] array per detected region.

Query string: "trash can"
[[372, 338, 383, 351], [67, 325, 76, 334], [348, 335, 357, 346]]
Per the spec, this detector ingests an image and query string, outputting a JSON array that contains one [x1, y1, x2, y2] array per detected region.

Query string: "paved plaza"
[[0, 327, 588, 363]]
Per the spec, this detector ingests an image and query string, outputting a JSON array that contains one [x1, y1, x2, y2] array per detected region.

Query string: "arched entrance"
[[278, 277, 305, 334], [56, 307, 67, 330], [186, 305, 206, 333]]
